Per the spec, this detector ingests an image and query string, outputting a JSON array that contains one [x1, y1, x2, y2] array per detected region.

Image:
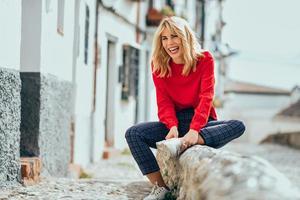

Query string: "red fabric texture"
[[152, 51, 217, 131]]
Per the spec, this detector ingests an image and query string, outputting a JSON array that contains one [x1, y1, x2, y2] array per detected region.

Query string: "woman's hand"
[[165, 126, 179, 139], [181, 129, 199, 150]]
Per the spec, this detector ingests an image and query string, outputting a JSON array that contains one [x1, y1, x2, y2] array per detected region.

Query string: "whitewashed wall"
[[96, 4, 140, 151], [0, 0, 21, 70], [71, 0, 99, 167], [40, 0, 75, 82], [218, 93, 292, 143]]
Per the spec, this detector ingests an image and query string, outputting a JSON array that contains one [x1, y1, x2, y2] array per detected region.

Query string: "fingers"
[[165, 130, 179, 140], [165, 133, 174, 140], [166, 134, 178, 140], [180, 141, 189, 152], [165, 134, 173, 139], [180, 138, 194, 152]]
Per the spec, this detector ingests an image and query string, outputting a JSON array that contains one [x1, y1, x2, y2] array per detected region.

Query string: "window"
[[166, 0, 174, 10], [84, 5, 90, 65], [121, 45, 140, 101], [57, 0, 65, 35]]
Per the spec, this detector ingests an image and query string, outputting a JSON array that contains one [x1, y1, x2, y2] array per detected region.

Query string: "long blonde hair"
[[151, 16, 203, 77]]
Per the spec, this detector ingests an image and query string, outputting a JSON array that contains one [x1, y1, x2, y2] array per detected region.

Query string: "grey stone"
[[156, 138, 300, 200], [261, 131, 300, 149], [20, 72, 73, 177], [0, 68, 21, 185]]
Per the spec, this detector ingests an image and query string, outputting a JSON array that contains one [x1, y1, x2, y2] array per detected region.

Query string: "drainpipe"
[[200, 0, 206, 48], [136, 1, 141, 44]]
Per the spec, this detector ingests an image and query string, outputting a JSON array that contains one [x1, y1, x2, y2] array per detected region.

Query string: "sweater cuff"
[[189, 123, 203, 132], [166, 121, 178, 129]]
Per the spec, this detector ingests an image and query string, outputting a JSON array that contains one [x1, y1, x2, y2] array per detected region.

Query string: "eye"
[[171, 34, 178, 38], [161, 37, 167, 40]]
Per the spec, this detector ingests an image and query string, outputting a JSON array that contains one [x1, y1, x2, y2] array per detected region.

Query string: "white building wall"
[[0, 0, 22, 70], [20, 0, 42, 72], [40, 0, 75, 82], [72, 0, 98, 166], [114, 1, 138, 25], [96, 5, 139, 151], [218, 94, 292, 143]]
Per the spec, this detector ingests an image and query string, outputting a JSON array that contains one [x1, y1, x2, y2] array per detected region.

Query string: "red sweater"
[[152, 51, 217, 131]]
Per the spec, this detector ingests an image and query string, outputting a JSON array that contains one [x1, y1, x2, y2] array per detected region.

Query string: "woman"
[[125, 16, 245, 200]]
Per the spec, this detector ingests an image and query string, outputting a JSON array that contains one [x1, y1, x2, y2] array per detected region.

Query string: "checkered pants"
[[125, 108, 245, 175]]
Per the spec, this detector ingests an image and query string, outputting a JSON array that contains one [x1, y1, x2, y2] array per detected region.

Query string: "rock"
[[156, 138, 300, 200], [0, 68, 21, 185], [261, 132, 300, 149]]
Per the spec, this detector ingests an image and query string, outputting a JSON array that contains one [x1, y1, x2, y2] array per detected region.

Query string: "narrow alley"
[[1, 0, 300, 199], [1, 142, 300, 199]]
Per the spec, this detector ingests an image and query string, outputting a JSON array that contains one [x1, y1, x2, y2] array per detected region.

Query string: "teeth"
[[169, 47, 178, 51]]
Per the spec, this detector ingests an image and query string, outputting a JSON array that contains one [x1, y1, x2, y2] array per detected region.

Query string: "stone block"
[[156, 138, 300, 200], [0, 68, 21, 186]]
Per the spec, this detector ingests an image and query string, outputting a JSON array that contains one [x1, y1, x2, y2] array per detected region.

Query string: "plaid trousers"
[[125, 108, 245, 175]]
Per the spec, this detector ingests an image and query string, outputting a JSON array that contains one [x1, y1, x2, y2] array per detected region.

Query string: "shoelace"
[[150, 183, 165, 196], [149, 184, 159, 195], [154, 187, 165, 196]]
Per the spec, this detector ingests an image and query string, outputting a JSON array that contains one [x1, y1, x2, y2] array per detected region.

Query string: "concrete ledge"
[[156, 139, 300, 200], [0, 68, 21, 185]]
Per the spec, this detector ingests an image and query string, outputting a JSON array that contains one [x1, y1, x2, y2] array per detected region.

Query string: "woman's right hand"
[[165, 126, 179, 140]]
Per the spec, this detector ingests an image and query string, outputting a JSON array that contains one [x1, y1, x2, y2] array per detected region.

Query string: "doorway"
[[105, 38, 117, 147]]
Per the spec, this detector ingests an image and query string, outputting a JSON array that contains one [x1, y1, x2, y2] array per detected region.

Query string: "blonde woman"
[[125, 16, 245, 200]]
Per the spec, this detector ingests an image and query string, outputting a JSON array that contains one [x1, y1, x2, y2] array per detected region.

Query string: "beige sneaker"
[[143, 184, 169, 200]]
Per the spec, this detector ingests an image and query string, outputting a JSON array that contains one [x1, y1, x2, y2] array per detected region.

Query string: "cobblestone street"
[[1, 143, 300, 199], [0, 155, 152, 200]]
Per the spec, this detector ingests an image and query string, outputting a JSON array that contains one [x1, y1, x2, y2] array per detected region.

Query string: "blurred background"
[[0, 0, 300, 195]]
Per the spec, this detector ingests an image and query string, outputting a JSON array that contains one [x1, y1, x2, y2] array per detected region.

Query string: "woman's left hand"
[[181, 129, 199, 149]]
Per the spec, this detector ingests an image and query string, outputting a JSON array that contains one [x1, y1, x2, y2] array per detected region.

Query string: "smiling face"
[[161, 27, 184, 64]]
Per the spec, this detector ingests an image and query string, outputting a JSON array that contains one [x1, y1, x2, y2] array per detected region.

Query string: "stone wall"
[[156, 139, 300, 200], [0, 68, 21, 186], [20, 73, 73, 177]]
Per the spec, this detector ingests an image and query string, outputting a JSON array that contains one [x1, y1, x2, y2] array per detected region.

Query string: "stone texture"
[[224, 143, 300, 191], [261, 132, 300, 149], [0, 155, 152, 200], [0, 68, 21, 186], [39, 74, 73, 177], [156, 138, 300, 200], [20, 72, 73, 177], [1, 148, 300, 199]]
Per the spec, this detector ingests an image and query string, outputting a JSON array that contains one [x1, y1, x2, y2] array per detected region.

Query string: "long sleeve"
[[152, 72, 178, 129], [190, 53, 215, 131]]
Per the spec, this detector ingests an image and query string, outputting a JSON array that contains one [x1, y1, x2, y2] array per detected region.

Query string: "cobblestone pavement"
[[0, 155, 151, 200], [1, 143, 299, 199]]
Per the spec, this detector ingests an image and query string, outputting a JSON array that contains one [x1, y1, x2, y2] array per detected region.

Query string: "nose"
[[167, 38, 174, 46]]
